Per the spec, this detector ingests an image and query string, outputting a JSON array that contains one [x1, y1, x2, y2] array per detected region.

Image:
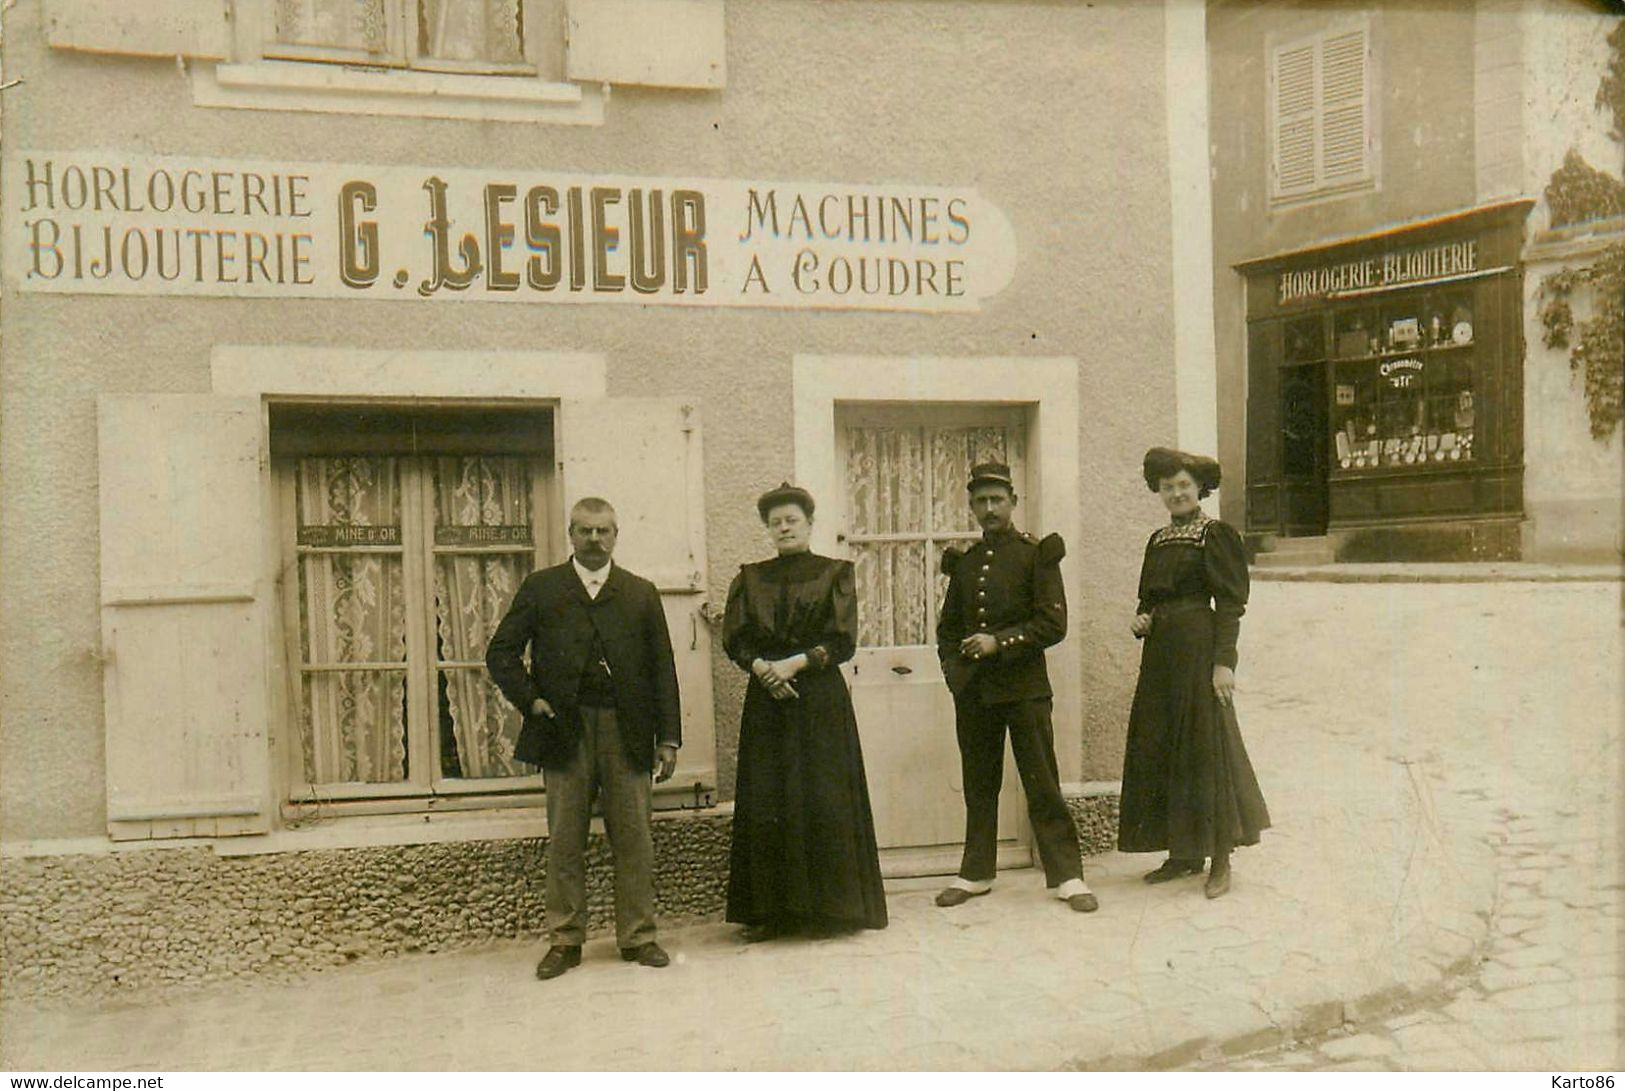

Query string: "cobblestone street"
[[2, 576, 1620, 1071], [1195, 576, 1624, 1071]]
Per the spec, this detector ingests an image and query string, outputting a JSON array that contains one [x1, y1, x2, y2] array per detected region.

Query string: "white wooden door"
[[97, 394, 273, 839], [836, 405, 1031, 876], [558, 398, 715, 801]]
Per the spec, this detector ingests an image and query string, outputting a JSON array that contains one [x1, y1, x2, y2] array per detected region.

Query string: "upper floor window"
[[1268, 21, 1376, 206], [266, 0, 532, 76]]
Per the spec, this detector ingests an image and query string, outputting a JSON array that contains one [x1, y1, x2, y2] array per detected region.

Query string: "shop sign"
[[1277, 239, 1478, 305], [298, 525, 402, 547], [435, 525, 532, 547], [1379, 357, 1425, 389], [4, 150, 1017, 314]]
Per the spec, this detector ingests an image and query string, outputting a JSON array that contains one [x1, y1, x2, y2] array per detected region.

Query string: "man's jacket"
[[486, 561, 681, 770]]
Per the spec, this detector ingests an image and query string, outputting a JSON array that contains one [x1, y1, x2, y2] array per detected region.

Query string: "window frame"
[[273, 438, 556, 811], [203, 0, 604, 126], [835, 403, 1029, 653], [1266, 16, 1379, 209], [257, 0, 536, 77]]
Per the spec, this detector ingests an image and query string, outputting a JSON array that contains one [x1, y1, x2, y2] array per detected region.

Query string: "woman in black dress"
[[723, 483, 888, 937], [1118, 448, 1270, 899]]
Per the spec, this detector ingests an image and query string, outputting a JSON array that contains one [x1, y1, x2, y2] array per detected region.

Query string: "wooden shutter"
[[1319, 26, 1371, 186], [558, 398, 714, 800], [565, 0, 725, 89], [98, 395, 272, 839], [45, 0, 229, 59], [1270, 37, 1319, 199]]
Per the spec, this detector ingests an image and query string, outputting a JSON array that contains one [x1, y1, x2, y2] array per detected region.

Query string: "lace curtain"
[[421, 0, 524, 64], [273, 0, 524, 64], [845, 425, 1016, 649], [432, 456, 534, 780], [296, 457, 409, 785], [274, 0, 390, 51]]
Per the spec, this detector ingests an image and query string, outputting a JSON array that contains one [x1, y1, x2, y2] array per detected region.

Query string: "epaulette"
[[1037, 532, 1066, 564], [939, 544, 966, 575]]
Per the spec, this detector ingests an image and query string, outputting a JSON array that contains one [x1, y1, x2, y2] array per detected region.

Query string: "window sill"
[[1269, 178, 1379, 214], [192, 60, 605, 125], [217, 793, 729, 857]]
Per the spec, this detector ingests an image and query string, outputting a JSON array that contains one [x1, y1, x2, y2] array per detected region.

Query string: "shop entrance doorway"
[[834, 403, 1032, 877], [1279, 363, 1329, 536]]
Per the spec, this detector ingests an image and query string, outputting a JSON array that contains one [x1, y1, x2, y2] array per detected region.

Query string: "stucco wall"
[[0, 0, 1178, 842], [1518, 3, 1624, 560], [1206, 0, 1481, 531]]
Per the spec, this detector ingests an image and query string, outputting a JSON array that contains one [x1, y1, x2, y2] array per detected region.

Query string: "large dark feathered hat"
[[756, 481, 815, 521], [1142, 447, 1222, 497]]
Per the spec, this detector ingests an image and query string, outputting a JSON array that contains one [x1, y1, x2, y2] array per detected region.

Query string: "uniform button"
[[980, 564, 991, 572]]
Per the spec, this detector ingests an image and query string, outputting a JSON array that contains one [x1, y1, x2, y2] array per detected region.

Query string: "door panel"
[[836, 404, 1030, 873]]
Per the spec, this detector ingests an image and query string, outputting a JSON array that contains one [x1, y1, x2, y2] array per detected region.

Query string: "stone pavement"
[[2, 578, 1619, 1071]]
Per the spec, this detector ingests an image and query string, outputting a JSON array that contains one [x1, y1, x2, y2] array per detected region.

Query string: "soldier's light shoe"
[[935, 886, 990, 908]]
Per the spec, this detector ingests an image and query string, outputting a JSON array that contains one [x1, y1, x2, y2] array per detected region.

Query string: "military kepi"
[[966, 461, 1015, 491]]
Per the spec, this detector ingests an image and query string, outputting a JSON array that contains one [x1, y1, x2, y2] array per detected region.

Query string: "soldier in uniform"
[[934, 462, 1098, 913]]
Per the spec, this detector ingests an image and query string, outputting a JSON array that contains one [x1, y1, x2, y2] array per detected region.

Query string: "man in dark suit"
[[486, 497, 682, 980], [934, 462, 1098, 914]]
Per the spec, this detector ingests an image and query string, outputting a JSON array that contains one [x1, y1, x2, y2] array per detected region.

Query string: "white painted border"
[[193, 62, 607, 126], [206, 344, 607, 850], [1165, 0, 1219, 458], [791, 354, 1084, 781], [211, 346, 607, 400]]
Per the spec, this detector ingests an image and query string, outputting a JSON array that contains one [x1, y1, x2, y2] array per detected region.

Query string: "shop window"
[[839, 408, 1027, 649], [1330, 288, 1477, 472], [1269, 21, 1375, 205], [270, 405, 553, 803], [264, 0, 532, 76]]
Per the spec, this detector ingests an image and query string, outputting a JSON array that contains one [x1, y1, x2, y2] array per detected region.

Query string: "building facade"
[[0, 0, 1212, 998], [1208, 0, 1624, 562]]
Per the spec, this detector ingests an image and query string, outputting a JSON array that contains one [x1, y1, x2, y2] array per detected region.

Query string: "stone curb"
[[1253, 564, 1621, 584]]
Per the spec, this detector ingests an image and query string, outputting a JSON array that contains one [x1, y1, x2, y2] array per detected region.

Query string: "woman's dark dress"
[[1117, 514, 1271, 858], [722, 551, 888, 930]]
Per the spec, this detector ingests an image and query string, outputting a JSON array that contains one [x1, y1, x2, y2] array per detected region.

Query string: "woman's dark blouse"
[[1134, 514, 1249, 671], [723, 552, 857, 673]]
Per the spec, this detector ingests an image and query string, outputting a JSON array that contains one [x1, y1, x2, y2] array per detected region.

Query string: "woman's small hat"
[[756, 481, 816, 520], [967, 461, 1015, 491]]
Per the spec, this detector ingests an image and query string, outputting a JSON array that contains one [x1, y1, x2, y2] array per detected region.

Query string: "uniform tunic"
[[722, 551, 888, 930], [938, 528, 1083, 886], [1117, 513, 1271, 857]]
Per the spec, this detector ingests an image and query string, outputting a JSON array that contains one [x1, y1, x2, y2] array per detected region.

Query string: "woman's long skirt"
[[1117, 608, 1271, 858], [726, 671, 888, 929]]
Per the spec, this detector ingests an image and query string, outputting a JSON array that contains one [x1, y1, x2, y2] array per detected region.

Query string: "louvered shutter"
[[98, 395, 272, 839], [1319, 27, 1371, 186], [1271, 39, 1319, 199]]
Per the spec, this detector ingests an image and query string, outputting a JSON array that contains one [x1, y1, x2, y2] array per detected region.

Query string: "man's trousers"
[[542, 705, 657, 948], [953, 694, 1083, 886]]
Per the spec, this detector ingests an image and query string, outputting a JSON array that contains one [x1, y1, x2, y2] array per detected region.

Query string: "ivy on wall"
[[1535, 21, 1625, 442]]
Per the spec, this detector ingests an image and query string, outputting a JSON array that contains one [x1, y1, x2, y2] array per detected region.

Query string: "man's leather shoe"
[[1066, 892, 1100, 913], [1204, 863, 1231, 899], [620, 941, 671, 967], [1144, 858, 1204, 884], [534, 945, 581, 980], [935, 886, 989, 908]]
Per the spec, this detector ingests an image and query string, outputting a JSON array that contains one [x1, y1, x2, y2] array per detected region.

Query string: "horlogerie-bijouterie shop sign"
[[4, 150, 1016, 313]]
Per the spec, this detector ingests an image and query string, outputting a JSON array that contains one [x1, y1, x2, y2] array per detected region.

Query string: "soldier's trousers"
[[953, 695, 1084, 886]]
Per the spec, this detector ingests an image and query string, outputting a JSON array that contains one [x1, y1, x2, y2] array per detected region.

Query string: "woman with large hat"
[[721, 483, 888, 938], [1117, 448, 1270, 898]]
